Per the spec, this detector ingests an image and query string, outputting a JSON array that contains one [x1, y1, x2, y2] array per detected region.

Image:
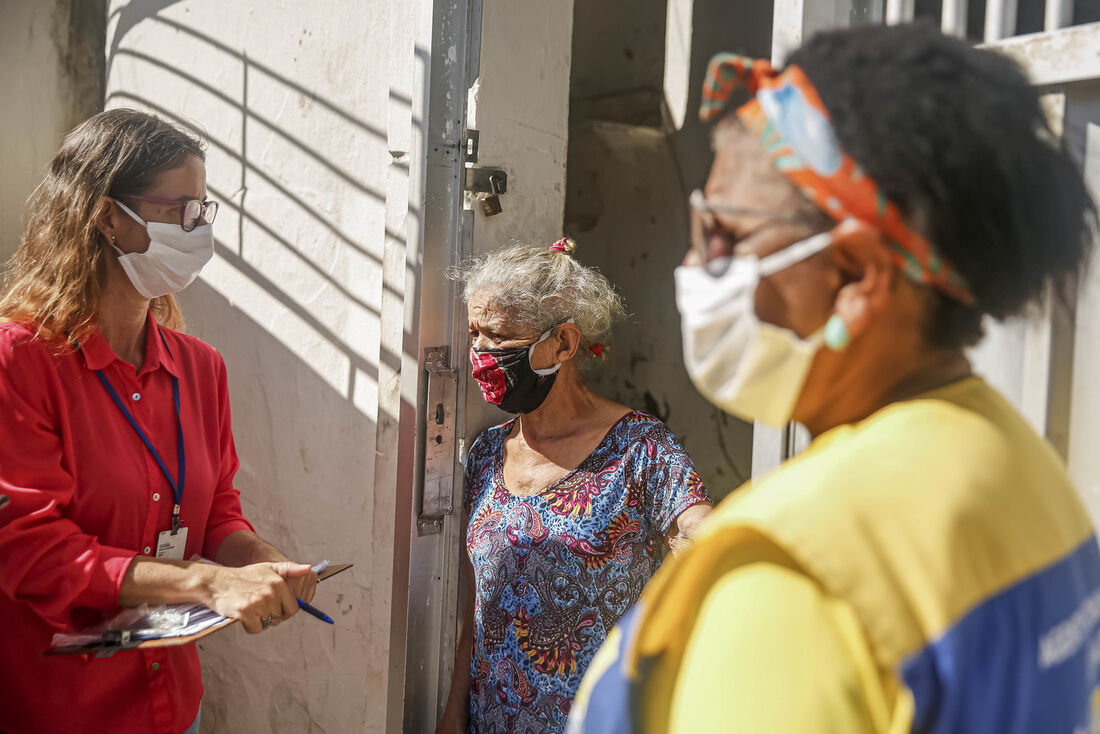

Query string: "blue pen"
[[297, 598, 335, 624]]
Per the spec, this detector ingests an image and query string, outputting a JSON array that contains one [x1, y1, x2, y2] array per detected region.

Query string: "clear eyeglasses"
[[123, 194, 220, 232], [688, 188, 814, 265]]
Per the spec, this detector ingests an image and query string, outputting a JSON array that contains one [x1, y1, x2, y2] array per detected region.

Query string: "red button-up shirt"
[[0, 315, 254, 734]]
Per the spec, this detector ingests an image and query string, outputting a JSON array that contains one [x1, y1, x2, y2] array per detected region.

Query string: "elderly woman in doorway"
[[0, 109, 317, 734], [436, 240, 713, 734]]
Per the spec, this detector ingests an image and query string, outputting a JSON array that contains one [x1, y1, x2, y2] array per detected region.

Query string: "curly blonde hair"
[[0, 109, 204, 345], [450, 239, 627, 361]]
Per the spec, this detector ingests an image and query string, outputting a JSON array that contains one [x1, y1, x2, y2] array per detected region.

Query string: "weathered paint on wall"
[[105, 2, 418, 731], [0, 0, 105, 260]]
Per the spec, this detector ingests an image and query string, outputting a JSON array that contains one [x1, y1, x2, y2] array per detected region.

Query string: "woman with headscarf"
[[569, 22, 1100, 734]]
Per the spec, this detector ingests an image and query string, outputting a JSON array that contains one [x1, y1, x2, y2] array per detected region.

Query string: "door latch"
[[462, 129, 507, 217], [418, 346, 457, 536], [464, 166, 507, 195]]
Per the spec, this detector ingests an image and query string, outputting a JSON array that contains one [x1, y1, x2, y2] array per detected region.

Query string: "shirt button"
[[131, 392, 141, 401], [143, 546, 152, 554], [152, 493, 160, 502], [151, 662, 161, 672]]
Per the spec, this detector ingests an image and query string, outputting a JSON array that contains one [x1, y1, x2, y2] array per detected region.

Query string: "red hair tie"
[[549, 237, 569, 252], [588, 343, 603, 357]]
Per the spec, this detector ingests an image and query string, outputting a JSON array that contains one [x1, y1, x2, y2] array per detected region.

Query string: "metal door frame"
[[389, 0, 482, 731]]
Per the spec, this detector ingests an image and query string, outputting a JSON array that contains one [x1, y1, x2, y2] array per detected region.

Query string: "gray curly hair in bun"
[[449, 239, 627, 361]]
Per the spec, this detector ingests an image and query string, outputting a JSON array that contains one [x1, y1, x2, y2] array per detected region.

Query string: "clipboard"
[[317, 562, 352, 582], [45, 562, 353, 657]]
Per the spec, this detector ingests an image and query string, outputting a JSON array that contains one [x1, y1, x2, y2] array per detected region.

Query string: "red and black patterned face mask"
[[469, 323, 564, 414]]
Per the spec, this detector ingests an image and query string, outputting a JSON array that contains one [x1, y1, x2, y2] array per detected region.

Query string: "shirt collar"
[[80, 312, 181, 378]]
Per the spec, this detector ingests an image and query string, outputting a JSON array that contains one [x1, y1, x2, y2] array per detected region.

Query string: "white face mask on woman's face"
[[674, 231, 833, 427], [110, 199, 214, 299]]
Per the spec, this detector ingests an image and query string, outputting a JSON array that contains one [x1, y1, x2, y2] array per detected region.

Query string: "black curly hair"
[[784, 21, 1096, 348]]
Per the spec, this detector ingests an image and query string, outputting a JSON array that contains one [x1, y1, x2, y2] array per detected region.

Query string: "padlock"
[[481, 175, 503, 217]]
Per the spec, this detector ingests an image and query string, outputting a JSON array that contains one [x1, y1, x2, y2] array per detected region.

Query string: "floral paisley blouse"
[[463, 411, 711, 733]]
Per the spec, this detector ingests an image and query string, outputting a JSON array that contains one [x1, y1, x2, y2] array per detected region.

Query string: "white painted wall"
[[0, 0, 104, 261], [105, 2, 418, 731]]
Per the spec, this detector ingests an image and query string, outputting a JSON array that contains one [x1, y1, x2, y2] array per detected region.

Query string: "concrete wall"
[[0, 0, 105, 260], [570, 0, 666, 127], [105, 2, 418, 731]]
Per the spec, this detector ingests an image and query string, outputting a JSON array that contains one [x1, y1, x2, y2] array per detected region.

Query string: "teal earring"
[[824, 314, 850, 352]]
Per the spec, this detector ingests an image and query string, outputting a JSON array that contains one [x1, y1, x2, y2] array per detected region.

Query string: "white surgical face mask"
[[675, 231, 833, 427], [110, 199, 214, 299]]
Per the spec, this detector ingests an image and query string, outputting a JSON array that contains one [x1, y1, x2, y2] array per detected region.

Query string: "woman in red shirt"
[[0, 109, 318, 734]]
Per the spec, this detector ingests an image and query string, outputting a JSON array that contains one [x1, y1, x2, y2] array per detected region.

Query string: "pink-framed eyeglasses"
[[122, 194, 219, 232]]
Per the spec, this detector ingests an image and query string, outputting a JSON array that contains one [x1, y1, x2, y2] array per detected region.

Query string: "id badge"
[[155, 526, 189, 560]]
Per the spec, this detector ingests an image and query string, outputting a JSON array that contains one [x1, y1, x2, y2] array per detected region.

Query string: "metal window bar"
[[941, 0, 969, 36], [984, 0, 1018, 42], [885, 0, 915, 24], [1045, 0, 1073, 30]]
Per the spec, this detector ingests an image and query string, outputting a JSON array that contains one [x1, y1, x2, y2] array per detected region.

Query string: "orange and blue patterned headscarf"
[[701, 53, 974, 305]]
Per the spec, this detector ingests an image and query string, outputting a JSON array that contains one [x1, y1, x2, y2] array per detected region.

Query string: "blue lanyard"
[[94, 363, 186, 532]]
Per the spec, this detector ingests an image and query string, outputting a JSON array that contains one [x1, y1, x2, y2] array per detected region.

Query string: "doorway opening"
[[563, 0, 775, 501]]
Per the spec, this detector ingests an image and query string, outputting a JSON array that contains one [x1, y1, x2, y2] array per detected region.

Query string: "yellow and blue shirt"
[[567, 377, 1100, 733]]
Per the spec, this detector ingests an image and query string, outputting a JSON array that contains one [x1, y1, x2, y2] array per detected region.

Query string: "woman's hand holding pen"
[[200, 562, 313, 634], [120, 554, 328, 632], [251, 551, 318, 603], [217, 530, 320, 604], [283, 564, 318, 604]]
